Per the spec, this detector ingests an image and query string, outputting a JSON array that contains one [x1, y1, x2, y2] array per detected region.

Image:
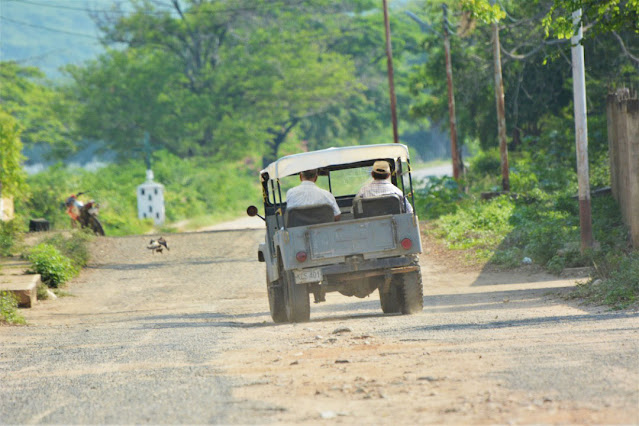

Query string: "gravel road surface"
[[1, 228, 637, 424]]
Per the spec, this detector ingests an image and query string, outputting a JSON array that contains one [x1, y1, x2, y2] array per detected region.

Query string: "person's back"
[[354, 161, 413, 213], [286, 169, 341, 220]]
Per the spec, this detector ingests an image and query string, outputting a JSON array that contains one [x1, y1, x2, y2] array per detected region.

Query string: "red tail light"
[[401, 238, 412, 250], [296, 251, 308, 262]]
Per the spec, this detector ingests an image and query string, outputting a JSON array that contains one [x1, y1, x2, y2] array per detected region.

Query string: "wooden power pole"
[[442, 4, 462, 180], [490, 1, 510, 192], [382, 0, 399, 144]]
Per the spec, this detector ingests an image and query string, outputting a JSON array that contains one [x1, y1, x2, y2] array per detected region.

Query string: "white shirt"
[[285, 181, 341, 216], [354, 179, 413, 213]]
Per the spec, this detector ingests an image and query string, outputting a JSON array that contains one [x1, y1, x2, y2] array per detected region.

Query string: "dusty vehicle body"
[[248, 144, 423, 323]]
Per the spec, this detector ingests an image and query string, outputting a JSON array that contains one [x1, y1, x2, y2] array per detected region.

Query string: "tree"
[[407, 0, 638, 152], [69, 0, 377, 162], [0, 111, 27, 200], [0, 62, 76, 157], [544, 0, 639, 40]]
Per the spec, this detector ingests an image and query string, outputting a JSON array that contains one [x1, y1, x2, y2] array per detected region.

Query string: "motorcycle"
[[65, 192, 105, 236]]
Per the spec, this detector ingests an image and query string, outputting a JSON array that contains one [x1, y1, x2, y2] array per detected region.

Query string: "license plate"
[[294, 268, 322, 284]]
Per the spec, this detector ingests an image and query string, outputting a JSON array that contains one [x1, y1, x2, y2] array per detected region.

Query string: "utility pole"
[[382, 0, 399, 144], [490, 0, 509, 191], [442, 4, 462, 180], [571, 9, 593, 251]]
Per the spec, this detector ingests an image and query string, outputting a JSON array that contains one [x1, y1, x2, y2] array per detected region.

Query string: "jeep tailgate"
[[309, 217, 396, 259]]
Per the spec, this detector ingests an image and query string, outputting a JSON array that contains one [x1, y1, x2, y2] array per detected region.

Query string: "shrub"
[[27, 243, 77, 288], [414, 176, 465, 220], [43, 230, 92, 269], [0, 219, 23, 256], [468, 148, 501, 178], [0, 291, 25, 325]]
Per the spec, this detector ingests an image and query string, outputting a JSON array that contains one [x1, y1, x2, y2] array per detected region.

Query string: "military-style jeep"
[[247, 144, 423, 323]]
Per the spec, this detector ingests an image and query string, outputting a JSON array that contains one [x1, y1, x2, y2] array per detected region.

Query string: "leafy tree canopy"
[[0, 62, 76, 157], [0, 111, 27, 198], [544, 0, 639, 40]]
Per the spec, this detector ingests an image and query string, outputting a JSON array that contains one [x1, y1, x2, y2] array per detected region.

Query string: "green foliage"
[[20, 150, 262, 236], [0, 291, 25, 325], [0, 111, 27, 199], [27, 243, 77, 288], [573, 253, 639, 309], [0, 62, 76, 156], [0, 219, 24, 257], [461, 0, 506, 23], [468, 148, 502, 178], [43, 231, 92, 269], [414, 176, 465, 220], [435, 196, 516, 251], [544, 0, 639, 40]]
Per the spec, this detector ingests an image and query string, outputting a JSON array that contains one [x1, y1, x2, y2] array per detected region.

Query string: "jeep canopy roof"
[[260, 143, 411, 180]]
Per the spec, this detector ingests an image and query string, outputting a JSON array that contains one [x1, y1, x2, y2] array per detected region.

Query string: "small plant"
[[0, 291, 26, 325], [36, 283, 50, 300], [27, 243, 78, 288]]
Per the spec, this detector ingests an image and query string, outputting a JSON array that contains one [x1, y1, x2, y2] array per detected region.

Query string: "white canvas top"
[[261, 143, 410, 180]]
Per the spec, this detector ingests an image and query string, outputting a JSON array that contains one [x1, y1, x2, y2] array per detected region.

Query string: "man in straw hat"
[[354, 160, 413, 213]]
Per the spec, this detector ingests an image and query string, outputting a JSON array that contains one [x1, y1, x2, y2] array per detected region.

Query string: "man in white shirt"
[[286, 169, 341, 221], [354, 160, 413, 213]]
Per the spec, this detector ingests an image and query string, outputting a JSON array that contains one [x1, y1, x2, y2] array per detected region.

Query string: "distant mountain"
[[0, 0, 104, 80]]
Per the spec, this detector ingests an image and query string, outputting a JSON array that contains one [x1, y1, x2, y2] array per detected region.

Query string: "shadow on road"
[[404, 311, 639, 333]]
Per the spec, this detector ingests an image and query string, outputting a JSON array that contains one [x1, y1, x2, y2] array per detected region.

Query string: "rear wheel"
[[267, 270, 287, 323], [378, 276, 401, 314], [399, 267, 423, 314], [283, 270, 310, 323], [88, 216, 105, 236]]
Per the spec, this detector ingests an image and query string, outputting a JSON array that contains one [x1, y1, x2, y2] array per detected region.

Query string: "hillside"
[[0, 0, 104, 79]]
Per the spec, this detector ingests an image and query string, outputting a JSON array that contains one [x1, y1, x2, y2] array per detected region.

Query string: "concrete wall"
[[607, 89, 639, 247]]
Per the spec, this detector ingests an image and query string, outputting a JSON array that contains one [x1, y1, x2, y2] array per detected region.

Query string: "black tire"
[[378, 276, 401, 314], [88, 216, 105, 236], [283, 270, 310, 323], [399, 268, 424, 315], [267, 270, 287, 323]]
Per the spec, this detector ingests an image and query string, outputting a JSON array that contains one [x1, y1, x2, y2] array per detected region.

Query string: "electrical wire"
[[0, 15, 100, 38]]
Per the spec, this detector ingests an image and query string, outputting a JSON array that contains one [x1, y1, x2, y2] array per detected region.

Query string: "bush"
[[27, 243, 77, 288], [414, 176, 465, 220], [468, 148, 501, 178], [0, 219, 23, 256], [0, 291, 25, 325], [43, 230, 92, 269]]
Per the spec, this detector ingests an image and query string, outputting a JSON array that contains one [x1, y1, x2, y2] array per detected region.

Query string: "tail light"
[[401, 238, 412, 250], [296, 251, 308, 262]]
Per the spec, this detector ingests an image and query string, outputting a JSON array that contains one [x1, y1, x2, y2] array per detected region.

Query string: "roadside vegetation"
[[0, 291, 25, 325], [415, 128, 638, 309]]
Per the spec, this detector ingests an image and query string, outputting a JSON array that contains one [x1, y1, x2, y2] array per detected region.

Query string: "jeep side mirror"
[[246, 205, 265, 221]]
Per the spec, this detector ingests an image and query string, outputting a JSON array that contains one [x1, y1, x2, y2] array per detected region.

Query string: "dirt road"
[[1, 229, 638, 424]]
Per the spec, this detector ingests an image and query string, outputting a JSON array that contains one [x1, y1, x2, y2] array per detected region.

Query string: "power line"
[[0, 15, 101, 39], [3, 0, 324, 17]]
